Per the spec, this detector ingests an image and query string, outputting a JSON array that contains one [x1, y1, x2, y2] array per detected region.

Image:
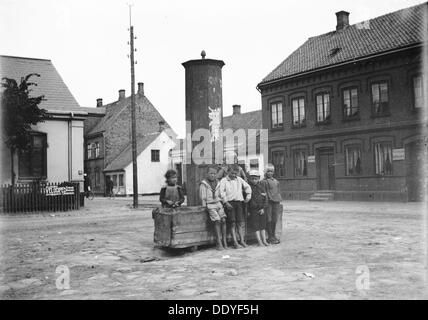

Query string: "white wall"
[[0, 118, 85, 186], [125, 131, 175, 195], [31, 120, 69, 183]]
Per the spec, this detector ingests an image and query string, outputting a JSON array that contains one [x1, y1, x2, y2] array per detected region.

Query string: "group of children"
[[159, 164, 282, 250]]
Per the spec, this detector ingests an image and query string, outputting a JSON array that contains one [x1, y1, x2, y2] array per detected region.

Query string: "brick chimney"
[[336, 11, 350, 31], [138, 82, 144, 97], [118, 89, 126, 101], [232, 104, 241, 115], [158, 120, 165, 132], [96, 98, 103, 107]]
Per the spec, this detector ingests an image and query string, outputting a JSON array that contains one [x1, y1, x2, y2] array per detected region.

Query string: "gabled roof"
[[259, 2, 427, 86], [223, 110, 262, 130], [87, 94, 171, 136], [0, 55, 83, 113], [104, 132, 161, 172]]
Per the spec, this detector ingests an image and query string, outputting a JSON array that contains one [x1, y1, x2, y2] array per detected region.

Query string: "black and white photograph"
[[0, 0, 427, 305]]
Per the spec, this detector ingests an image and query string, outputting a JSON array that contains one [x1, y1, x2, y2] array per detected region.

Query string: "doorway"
[[405, 140, 427, 201], [317, 147, 335, 190], [175, 163, 183, 186]]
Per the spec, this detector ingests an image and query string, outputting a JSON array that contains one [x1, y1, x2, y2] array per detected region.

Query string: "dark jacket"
[[248, 182, 268, 212], [106, 178, 113, 191], [159, 185, 185, 208]]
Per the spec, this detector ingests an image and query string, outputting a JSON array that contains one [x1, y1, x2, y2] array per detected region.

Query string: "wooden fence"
[[0, 182, 81, 213]]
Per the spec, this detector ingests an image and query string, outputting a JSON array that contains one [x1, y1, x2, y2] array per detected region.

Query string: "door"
[[405, 141, 427, 201], [175, 163, 183, 186], [317, 148, 335, 190]]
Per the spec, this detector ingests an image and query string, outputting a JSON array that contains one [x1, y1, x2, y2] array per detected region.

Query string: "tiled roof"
[[223, 110, 262, 130], [88, 94, 170, 136], [259, 2, 427, 85], [104, 133, 161, 172], [79, 106, 106, 116], [0, 55, 83, 113]]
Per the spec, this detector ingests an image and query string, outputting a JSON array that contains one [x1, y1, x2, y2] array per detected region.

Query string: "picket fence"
[[0, 182, 81, 213]]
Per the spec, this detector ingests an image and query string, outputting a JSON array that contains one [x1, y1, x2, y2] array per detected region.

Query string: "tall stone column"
[[182, 51, 225, 206]]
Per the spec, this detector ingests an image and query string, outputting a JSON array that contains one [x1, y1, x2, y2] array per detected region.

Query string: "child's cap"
[[265, 163, 275, 172], [248, 170, 260, 177]]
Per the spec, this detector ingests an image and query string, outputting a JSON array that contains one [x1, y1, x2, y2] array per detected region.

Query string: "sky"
[[0, 0, 424, 137]]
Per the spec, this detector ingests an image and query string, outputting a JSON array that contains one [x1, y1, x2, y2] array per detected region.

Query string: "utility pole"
[[128, 4, 138, 208]]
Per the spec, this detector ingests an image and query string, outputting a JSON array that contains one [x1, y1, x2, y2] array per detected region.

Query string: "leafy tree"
[[1, 74, 47, 184]]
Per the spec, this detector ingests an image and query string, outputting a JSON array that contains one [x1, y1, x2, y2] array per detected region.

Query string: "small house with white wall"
[[84, 83, 176, 195], [103, 131, 176, 195], [0, 55, 95, 191]]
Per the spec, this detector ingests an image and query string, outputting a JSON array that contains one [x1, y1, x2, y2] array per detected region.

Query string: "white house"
[[103, 131, 176, 195], [0, 55, 95, 190]]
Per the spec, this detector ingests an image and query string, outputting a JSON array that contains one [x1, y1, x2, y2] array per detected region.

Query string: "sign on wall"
[[392, 148, 405, 161], [308, 155, 316, 163]]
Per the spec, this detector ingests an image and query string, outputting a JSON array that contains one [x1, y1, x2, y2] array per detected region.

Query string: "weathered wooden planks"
[[152, 204, 284, 249]]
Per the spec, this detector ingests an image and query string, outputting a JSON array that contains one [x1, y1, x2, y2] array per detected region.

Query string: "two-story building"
[[84, 83, 177, 195], [257, 3, 427, 201]]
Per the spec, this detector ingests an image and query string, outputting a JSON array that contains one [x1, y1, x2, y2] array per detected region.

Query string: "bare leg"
[[255, 230, 263, 246], [221, 219, 228, 249], [237, 222, 247, 247], [261, 229, 269, 246], [214, 221, 224, 250], [230, 222, 241, 249]]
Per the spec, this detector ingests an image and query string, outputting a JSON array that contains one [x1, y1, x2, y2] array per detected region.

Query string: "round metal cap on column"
[[182, 51, 225, 206]]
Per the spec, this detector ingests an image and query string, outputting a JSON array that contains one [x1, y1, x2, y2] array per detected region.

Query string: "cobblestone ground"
[[0, 198, 427, 300]]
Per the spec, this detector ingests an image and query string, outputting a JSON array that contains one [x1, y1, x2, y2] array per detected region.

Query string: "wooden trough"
[[152, 204, 284, 249]]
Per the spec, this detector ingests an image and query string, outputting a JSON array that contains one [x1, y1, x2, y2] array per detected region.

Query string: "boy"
[[159, 169, 185, 208], [261, 164, 282, 244], [219, 164, 252, 249], [248, 170, 269, 246], [200, 165, 228, 250]]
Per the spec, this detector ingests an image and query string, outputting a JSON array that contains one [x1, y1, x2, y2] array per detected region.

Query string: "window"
[[249, 159, 259, 170], [316, 93, 331, 123], [119, 174, 124, 187], [95, 168, 100, 187], [151, 150, 160, 162], [345, 145, 362, 176], [87, 143, 92, 159], [343, 88, 359, 119], [18, 132, 47, 179], [372, 82, 389, 115], [95, 142, 100, 158], [112, 175, 117, 187], [270, 102, 283, 129], [272, 150, 285, 177], [374, 142, 393, 175], [293, 150, 308, 177], [413, 75, 425, 109], [292, 98, 305, 127]]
